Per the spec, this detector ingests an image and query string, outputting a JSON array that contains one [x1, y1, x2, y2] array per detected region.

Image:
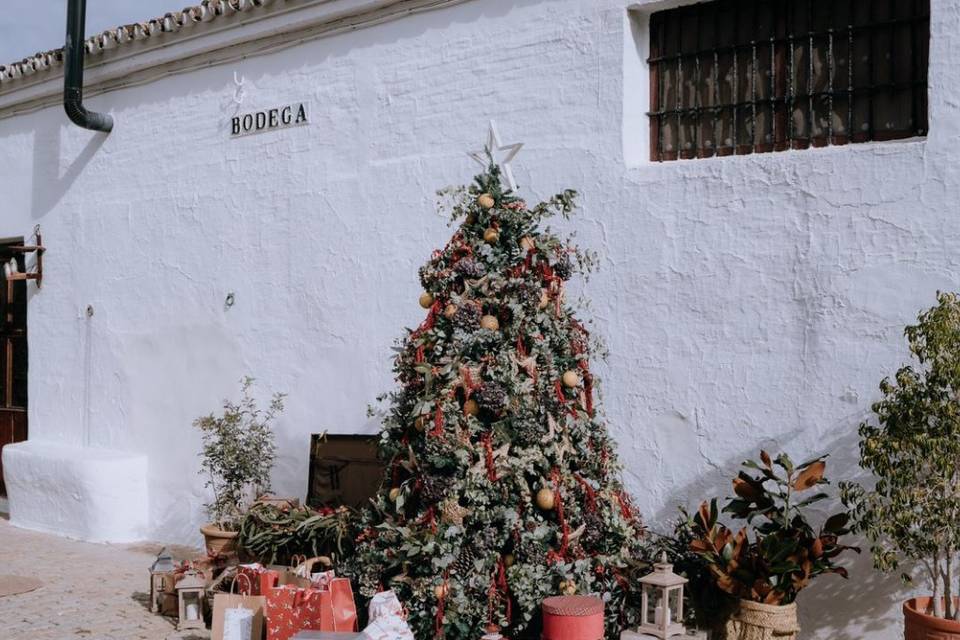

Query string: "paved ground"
[[0, 516, 210, 640]]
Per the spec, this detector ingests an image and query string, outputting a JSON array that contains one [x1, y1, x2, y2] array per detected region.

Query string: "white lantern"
[[637, 553, 687, 639], [176, 570, 207, 631]]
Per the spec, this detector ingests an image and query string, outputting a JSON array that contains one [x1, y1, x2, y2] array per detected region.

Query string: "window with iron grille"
[[647, 0, 929, 161]]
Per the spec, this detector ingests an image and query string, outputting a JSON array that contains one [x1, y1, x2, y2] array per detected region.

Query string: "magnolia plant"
[[690, 452, 856, 605], [841, 292, 960, 620], [195, 377, 285, 531]]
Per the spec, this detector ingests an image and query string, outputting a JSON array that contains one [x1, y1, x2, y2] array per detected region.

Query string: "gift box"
[[541, 595, 604, 640], [363, 590, 414, 640]]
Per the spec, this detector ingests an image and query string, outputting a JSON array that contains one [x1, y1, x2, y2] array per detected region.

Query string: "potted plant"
[[840, 292, 960, 638], [689, 451, 856, 640], [194, 377, 285, 555]]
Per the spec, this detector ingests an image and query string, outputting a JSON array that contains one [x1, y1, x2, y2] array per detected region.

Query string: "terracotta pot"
[[200, 523, 238, 556], [904, 597, 960, 640], [724, 600, 799, 640]]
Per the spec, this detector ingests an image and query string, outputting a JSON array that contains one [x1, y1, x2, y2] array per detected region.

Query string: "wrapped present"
[[541, 595, 604, 640], [266, 573, 358, 640], [362, 591, 413, 640]]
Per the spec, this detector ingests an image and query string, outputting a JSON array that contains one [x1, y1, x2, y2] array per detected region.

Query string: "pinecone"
[[453, 544, 477, 576], [452, 302, 482, 329], [552, 258, 573, 281], [512, 415, 542, 445], [417, 264, 433, 289], [454, 258, 486, 279], [518, 536, 546, 563], [475, 382, 508, 414], [420, 475, 448, 505], [580, 510, 604, 549]]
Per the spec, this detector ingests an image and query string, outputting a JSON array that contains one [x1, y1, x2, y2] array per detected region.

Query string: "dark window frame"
[[647, 0, 930, 161]]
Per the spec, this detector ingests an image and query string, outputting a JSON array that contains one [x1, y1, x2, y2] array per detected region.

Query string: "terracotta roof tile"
[[0, 0, 285, 90]]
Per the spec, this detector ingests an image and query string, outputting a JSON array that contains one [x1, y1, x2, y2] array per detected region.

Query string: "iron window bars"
[[647, 0, 929, 161]]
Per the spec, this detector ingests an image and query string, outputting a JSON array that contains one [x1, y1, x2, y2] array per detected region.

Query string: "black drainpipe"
[[64, 0, 113, 132]]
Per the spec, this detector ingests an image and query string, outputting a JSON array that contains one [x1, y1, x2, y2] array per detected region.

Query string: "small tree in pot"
[[195, 377, 285, 555], [840, 292, 960, 636], [690, 452, 856, 640]]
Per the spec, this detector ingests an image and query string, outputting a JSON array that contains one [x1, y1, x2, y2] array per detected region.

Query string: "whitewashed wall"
[[2, 0, 959, 636]]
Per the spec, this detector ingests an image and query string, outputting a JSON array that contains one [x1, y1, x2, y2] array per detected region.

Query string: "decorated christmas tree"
[[352, 146, 645, 639]]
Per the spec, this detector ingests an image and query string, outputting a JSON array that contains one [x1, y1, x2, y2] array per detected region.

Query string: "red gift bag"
[[266, 577, 357, 640], [237, 564, 281, 597]]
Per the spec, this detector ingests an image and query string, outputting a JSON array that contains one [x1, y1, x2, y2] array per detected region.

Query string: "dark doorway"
[[0, 239, 27, 496]]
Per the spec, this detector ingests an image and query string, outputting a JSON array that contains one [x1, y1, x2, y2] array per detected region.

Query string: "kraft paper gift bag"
[[212, 574, 266, 640]]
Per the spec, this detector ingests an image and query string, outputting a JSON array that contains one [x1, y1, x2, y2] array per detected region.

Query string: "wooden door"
[[0, 241, 27, 496]]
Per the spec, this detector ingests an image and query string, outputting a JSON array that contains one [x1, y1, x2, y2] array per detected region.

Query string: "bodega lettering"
[[230, 103, 308, 137]]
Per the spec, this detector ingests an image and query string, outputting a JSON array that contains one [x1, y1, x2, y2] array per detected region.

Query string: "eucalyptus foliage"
[[195, 377, 285, 530], [238, 502, 356, 566], [841, 292, 960, 619]]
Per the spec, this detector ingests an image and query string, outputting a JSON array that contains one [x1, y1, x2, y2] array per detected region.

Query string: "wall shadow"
[[30, 124, 107, 220], [647, 413, 914, 639]]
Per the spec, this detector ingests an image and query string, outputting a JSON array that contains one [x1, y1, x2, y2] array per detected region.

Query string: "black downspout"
[[64, 0, 113, 132]]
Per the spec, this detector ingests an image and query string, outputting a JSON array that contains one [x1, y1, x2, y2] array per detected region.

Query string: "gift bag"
[[293, 556, 334, 583], [212, 574, 266, 640], [362, 591, 413, 640], [238, 563, 282, 597], [266, 574, 358, 640]]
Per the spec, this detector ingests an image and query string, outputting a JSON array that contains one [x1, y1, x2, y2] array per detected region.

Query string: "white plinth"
[[2, 440, 149, 543], [621, 631, 708, 640]]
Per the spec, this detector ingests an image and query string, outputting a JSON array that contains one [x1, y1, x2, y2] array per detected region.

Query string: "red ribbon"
[[483, 431, 497, 482], [552, 468, 570, 558], [413, 300, 442, 339], [497, 558, 512, 624], [573, 474, 597, 513], [516, 334, 527, 358], [583, 371, 594, 417], [418, 506, 438, 534], [430, 405, 444, 438], [434, 572, 449, 639], [554, 380, 566, 406]]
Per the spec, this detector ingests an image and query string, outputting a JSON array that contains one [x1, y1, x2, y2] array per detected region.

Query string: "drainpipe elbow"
[[63, 87, 113, 132]]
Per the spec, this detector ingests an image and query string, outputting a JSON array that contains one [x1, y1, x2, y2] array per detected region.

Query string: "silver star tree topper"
[[469, 120, 524, 192]]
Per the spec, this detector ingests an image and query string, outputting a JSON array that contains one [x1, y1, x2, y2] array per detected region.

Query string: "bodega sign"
[[230, 103, 308, 137]]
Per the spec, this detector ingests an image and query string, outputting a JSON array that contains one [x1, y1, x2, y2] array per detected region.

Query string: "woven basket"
[[724, 600, 799, 640]]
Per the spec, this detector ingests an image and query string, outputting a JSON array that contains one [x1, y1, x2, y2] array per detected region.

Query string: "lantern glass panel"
[[668, 587, 683, 623], [643, 584, 659, 625]]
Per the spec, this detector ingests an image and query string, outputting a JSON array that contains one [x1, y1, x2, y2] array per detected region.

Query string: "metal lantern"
[[637, 552, 687, 639], [176, 570, 207, 631], [148, 548, 175, 614]]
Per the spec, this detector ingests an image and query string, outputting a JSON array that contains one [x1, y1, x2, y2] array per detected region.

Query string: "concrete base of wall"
[[2, 441, 148, 543]]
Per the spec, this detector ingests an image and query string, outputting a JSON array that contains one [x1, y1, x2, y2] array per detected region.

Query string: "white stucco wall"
[[2, 0, 959, 636]]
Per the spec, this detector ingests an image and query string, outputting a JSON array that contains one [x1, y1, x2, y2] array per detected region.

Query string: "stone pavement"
[[0, 516, 210, 640]]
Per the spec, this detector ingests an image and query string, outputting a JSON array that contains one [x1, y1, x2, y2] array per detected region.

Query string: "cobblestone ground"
[[0, 516, 210, 640]]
